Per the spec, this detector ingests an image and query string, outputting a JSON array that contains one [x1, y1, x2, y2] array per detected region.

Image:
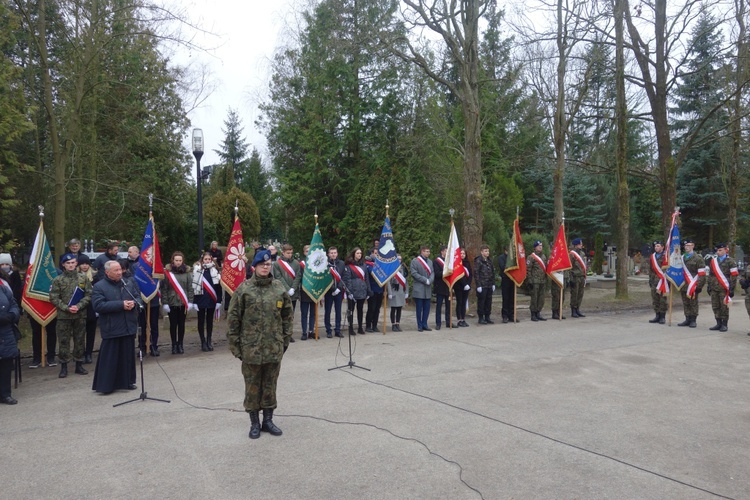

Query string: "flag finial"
[[386, 200, 389, 217], [449, 208, 455, 219], [235, 199, 239, 217], [38, 205, 44, 219]]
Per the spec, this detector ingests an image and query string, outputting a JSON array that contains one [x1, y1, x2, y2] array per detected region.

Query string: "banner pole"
[[513, 285, 517, 324], [314, 300, 319, 340], [146, 301, 151, 354], [449, 287, 453, 328], [668, 287, 673, 326], [42, 326, 47, 367], [559, 282, 563, 320], [382, 285, 388, 334]]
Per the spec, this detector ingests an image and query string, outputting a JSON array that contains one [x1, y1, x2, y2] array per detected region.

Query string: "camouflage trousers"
[[680, 290, 700, 317], [710, 290, 730, 320], [650, 286, 667, 314], [57, 317, 85, 363], [569, 277, 585, 309], [241, 362, 281, 411], [529, 283, 545, 313], [550, 283, 565, 312]]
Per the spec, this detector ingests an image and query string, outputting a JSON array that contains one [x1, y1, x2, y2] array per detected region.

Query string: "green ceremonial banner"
[[26, 222, 58, 300], [302, 223, 333, 302]]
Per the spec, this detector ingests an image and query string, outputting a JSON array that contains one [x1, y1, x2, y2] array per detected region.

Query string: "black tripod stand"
[[329, 279, 370, 372], [114, 282, 171, 407]]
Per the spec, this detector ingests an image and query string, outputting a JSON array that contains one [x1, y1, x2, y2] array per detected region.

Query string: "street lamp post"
[[193, 128, 205, 254]]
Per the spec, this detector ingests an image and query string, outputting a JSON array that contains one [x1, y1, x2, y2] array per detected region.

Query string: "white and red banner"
[[220, 216, 246, 296], [442, 221, 465, 288]]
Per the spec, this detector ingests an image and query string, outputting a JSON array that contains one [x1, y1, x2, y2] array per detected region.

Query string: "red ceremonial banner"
[[221, 217, 246, 295]]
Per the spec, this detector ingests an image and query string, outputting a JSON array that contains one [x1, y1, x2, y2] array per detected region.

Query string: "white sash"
[[278, 259, 296, 279], [395, 271, 406, 288], [570, 250, 586, 272], [166, 271, 188, 308], [348, 264, 366, 281], [709, 257, 733, 304], [531, 253, 546, 272], [417, 256, 432, 276], [651, 253, 668, 294], [201, 273, 218, 302]]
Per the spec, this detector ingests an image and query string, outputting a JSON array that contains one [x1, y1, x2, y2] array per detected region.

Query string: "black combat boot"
[[709, 318, 722, 331], [485, 316, 494, 324], [261, 409, 283, 436], [357, 325, 365, 335], [74, 361, 88, 375], [719, 319, 728, 332], [301, 331, 308, 341], [349, 323, 355, 336], [536, 312, 547, 321], [648, 313, 661, 323], [199, 332, 208, 352], [171, 344, 177, 354], [177, 343, 184, 354], [658, 312, 666, 324], [552, 310, 560, 320], [677, 317, 691, 327], [58, 362, 68, 378], [571, 307, 580, 318], [84, 353, 92, 364], [478, 317, 487, 324], [206, 334, 214, 351], [688, 316, 697, 328], [249, 411, 261, 439], [575, 309, 586, 317], [531, 311, 539, 322]]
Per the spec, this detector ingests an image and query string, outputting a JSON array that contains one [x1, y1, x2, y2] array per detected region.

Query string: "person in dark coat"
[[91, 260, 140, 394], [343, 247, 371, 335], [324, 246, 345, 338], [77, 255, 98, 364], [0, 253, 23, 307], [433, 245, 451, 329], [452, 249, 472, 327], [474, 244, 496, 324], [496, 249, 516, 323], [192, 252, 222, 351], [93, 243, 120, 283], [365, 248, 384, 332], [0, 282, 21, 404]]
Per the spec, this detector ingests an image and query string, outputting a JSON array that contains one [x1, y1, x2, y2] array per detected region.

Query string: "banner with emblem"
[[547, 223, 572, 287], [372, 215, 400, 286], [133, 214, 164, 303], [302, 220, 333, 302], [221, 216, 246, 295], [443, 220, 465, 287], [505, 216, 527, 286], [665, 210, 685, 289], [21, 219, 57, 326]]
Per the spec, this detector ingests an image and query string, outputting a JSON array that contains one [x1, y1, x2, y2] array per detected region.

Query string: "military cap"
[[683, 239, 694, 245], [652, 240, 664, 247], [251, 250, 272, 267], [533, 240, 543, 248], [714, 242, 727, 250], [571, 238, 582, 246], [60, 253, 77, 264]]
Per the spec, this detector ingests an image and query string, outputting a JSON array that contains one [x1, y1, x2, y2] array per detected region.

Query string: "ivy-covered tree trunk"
[[728, 0, 747, 256], [614, 0, 629, 298]]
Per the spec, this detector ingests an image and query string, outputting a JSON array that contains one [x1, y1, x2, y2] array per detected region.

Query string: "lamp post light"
[[192, 128, 205, 254]]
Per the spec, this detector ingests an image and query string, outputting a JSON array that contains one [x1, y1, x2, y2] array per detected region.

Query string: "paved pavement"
[[3, 305, 749, 499]]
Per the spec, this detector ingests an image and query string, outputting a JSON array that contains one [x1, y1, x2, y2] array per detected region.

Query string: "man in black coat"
[[496, 249, 516, 323], [433, 245, 451, 329], [91, 260, 141, 394]]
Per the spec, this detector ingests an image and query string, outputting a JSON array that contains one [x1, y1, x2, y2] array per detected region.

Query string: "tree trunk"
[[728, 0, 747, 257], [552, 0, 566, 230], [614, 0, 629, 298]]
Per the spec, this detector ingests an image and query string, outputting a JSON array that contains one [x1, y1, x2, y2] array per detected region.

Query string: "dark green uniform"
[[526, 251, 547, 317], [707, 255, 738, 322], [569, 249, 586, 310], [49, 270, 92, 363], [648, 252, 668, 315], [227, 272, 293, 412], [679, 252, 705, 321]]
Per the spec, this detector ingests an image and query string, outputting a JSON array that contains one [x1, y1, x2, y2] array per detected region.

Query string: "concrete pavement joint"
[[343, 370, 737, 500], [275, 412, 485, 500]]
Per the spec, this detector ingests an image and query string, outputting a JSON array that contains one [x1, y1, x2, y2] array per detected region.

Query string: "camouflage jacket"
[[647, 252, 668, 288], [570, 249, 587, 278], [227, 272, 293, 365], [49, 269, 92, 320], [682, 252, 706, 290], [706, 255, 738, 293], [526, 251, 548, 285]]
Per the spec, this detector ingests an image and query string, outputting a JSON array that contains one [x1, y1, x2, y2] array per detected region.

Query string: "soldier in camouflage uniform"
[[526, 241, 547, 321], [49, 253, 92, 378], [647, 241, 668, 324], [569, 238, 587, 318], [227, 250, 293, 439], [706, 242, 738, 332], [677, 239, 705, 328]]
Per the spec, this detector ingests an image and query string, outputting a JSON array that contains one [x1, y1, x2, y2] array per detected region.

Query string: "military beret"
[[77, 254, 91, 266], [533, 240, 543, 248], [652, 240, 664, 247], [571, 238, 582, 246], [251, 250, 272, 267], [683, 239, 694, 245], [60, 253, 77, 264], [714, 242, 727, 250]]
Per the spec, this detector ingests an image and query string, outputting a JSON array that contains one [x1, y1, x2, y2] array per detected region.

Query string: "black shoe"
[[151, 346, 160, 356], [127, 384, 138, 390], [418, 328, 423, 332], [58, 362, 68, 378], [74, 362, 88, 375], [552, 311, 560, 320], [365, 327, 374, 333], [460, 321, 470, 327], [435, 324, 441, 330], [571, 308, 580, 318], [357, 326, 365, 334], [423, 327, 432, 331], [536, 313, 547, 321], [289, 337, 295, 343], [29, 360, 41, 369], [502, 317, 509, 324], [709, 319, 722, 331], [206, 339, 214, 351], [47, 358, 57, 367], [249, 411, 261, 439], [485, 318, 494, 324], [531, 313, 539, 322], [719, 319, 728, 332], [201, 342, 208, 352], [335, 332, 344, 338], [658, 313, 666, 325], [689, 316, 697, 328], [171, 345, 177, 354], [301, 332, 308, 341], [677, 318, 690, 327], [328, 332, 333, 338], [478, 318, 487, 325], [0, 396, 18, 405], [177, 344, 184, 354], [575, 309, 586, 318], [648, 313, 661, 323], [83, 354, 93, 364], [261, 409, 283, 436]]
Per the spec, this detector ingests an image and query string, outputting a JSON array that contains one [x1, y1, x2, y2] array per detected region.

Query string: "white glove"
[[426, 279, 431, 285], [492, 285, 496, 292], [163, 304, 170, 314], [477, 287, 483, 293], [464, 285, 470, 291], [388, 294, 393, 299], [405, 293, 409, 299], [214, 307, 221, 320], [216, 302, 221, 309], [95, 312, 99, 318], [288, 288, 294, 296], [332, 288, 340, 296], [189, 303, 197, 311]]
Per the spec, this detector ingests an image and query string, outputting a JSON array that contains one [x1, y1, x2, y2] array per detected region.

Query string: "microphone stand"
[[114, 279, 171, 407], [328, 264, 370, 372]]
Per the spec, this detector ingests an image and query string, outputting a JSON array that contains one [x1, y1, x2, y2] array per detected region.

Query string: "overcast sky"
[[175, 0, 296, 171]]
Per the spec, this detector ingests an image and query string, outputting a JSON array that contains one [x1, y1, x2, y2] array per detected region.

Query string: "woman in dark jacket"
[[0, 283, 21, 404], [343, 247, 371, 335], [192, 252, 222, 351], [453, 249, 472, 327], [162, 251, 194, 354], [299, 245, 316, 340]]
